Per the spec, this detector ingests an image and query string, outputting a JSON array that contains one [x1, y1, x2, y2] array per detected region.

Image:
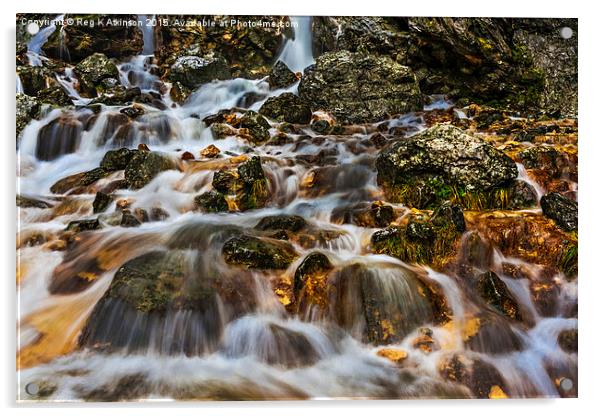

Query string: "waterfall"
[[139, 15, 156, 55], [275, 16, 315, 73], [26, 14, 64, 66]]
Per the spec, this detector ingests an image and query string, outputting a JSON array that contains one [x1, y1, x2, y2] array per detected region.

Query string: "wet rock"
[[238, 111, 271, 144], [155, 15, 288, 79], [16, 93, 40, 139], [211, 156, 269, 211], [463, 312, 524, 354], [376, 348, 409, 366], [293, 252, 333, 298], [200, 144, 220, 158], [557, 328, 577, 353], [254, 215, 307, 233], [35, 114, 83, 161], [120, 105, 145, 119], [36, 85, 73, 107], [210, 122, 237, 139], [16, 195, 52, 209], [299, 50, 422, 124], [50, 167, 110, 194], [268, 60, 298, 89], [16, 65, 53, 96], [100, 148, 138, 171], [259, 93, 312, 124], [43, 14, 143, 61], [92, 191, 112, 213], [439, 353, 509, 398], [150, 207, 170, 222], [475, 271, 522, 321], [73, 53, 120, 97], [194, 191, 228, 213], [168, 54, 231, 89], [541, 192, 578, 232], [328, 263, 436, 345], [124, 151, 177, 189], [371, 203, 464, 268], [181, 151, 195, 161], [169, 81, 191, 104], [222, 235, 298, 270], [65, 218, 101, 233], [331, 201, 395, 228], [310, 118, 332, 134], [376, 124, 518, 209]]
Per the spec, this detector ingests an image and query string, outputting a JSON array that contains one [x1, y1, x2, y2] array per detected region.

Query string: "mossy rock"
[[254, 214, 307, 233], [259, 93, 312, 124], [194, 190, 228, 213], [222, 235, 298, 270], [73, 53, 119, 97], [475, 271, 522, 321], [168, 53, 231, 89], [124, 151, 177, 189], [541, 192, 577, 232], [100, 148, 138, 171], [238, 111, 271, 144], [50, 167, 110, 194]]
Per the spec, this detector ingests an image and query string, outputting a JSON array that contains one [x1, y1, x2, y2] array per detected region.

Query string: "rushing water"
[[16, 16, 577, 401]]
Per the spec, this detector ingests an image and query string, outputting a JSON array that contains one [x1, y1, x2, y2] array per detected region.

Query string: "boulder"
[[268, 60, 298, 89], [439, 353, 509, 398], [73, 53, 120, 97], [124, 151, 177, 189], [222, 235, 298, 269], [50, 167, 109, 194], [541, 192, 578, 232], [254, 214, 307, 232], [43, 14, 143, 61], [376, 124, 518, 209], [557, 328, 577, 353], [293, 252, 333, 300], [16, 65, 53, 96], [168, 54, 231, 89], [16, 93, 40, 139], [211, 156, 269, 211], [299, 50, 422, 124], [238, 111, 271, 144], [92, 191, 112, 213], [259, 93, 312, 124], [100, 148, 138, 171]]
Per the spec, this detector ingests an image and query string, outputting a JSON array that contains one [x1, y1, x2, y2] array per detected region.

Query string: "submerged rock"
[[541, 192, 578, 232], [331, 201, 395, 228], [73, 53, 120, 97], [376, 124, 519, 209], [439, 353, 509, 399], [557, 328, 577, 353], [254, 215, 307, 233], [124, 151, 177, 189], [168, 54, 231, 89], [50, 167, 110, 194], [268, 60, 298, 89], [259, 93, 312, 124], [222, 235, 298, 270], [299, 50, 422, 124]]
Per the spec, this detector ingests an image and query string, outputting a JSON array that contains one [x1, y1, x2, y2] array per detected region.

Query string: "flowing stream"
[[16, 16, 577, 401]]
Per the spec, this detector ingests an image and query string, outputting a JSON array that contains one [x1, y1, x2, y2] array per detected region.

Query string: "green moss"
[[559, 242, 578, 280]]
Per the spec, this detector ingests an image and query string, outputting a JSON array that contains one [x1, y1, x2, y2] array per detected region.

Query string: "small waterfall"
[[16, 74, 24, 93], [139, 15, 156, 55], [27, 14, 64, 66], [276, 16, 315, 73]]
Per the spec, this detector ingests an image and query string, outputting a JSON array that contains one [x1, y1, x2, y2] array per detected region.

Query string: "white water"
[[275, 16, 315, 73]]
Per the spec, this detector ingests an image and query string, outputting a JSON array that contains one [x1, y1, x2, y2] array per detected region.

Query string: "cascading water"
[[16, 14, 577, 401]]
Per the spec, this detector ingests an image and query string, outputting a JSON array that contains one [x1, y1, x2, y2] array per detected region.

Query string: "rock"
[[35, 114, 84, 161], [332, 201, 395, 228], [463, 312, 523, 354], [16, 195, 52, 209], [238, 111, 271, 144], [222, 235, 298, 270], [120, 105, 145, 119], [124, 151, 177, 189], [73, 53, 120, 97], [259, 93, 312, 124], [376, 348, 409, 365], [371, 203, 464, 268], [268, 60, 298, 89], [212, 156, 269, 211], [100, 148, 138, 171], [16, 93, 40, 139], [475, 271, 522, 321], [181, 151, 195, 161], [155, 15, 289, 79], [310, 118, 332, 134], [16, 65, 53, 96], [200, 144, 220, 158], [439, 353, 509, 399], [254, 215, 307, 233], [541, 192, 578, 232], [376, 125, 518, 209], [92, 191, 112, 213], [43, 14, 143, 61], [50, 167, 110, 194], [169, 81, 191, 104], [194, 191, 228, 213], [36, 85, 72, 106], [557, 328, 577, 353], [121, 211, 141, 227], [293, 252, 333, 300], [65, 218, 101, 233], [210, 122, 237, 139], [168, 54, 231, 89], [299, 50, 422, 124]]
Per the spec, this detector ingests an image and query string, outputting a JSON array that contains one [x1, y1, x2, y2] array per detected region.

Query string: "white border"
[[2, 1, 599, 414]]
